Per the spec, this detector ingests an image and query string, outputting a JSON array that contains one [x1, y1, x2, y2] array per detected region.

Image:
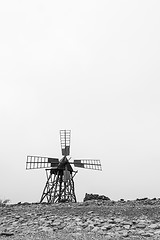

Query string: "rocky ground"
[[1, 198, 160, 239]]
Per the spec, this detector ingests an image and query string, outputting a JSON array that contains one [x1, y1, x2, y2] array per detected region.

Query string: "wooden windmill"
[[26, 130, 102, 203]]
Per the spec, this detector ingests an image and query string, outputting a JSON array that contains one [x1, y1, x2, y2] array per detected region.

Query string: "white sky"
[[0, 0, 160, 203]]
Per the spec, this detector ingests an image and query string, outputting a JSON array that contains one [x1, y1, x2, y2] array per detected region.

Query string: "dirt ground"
[[1, 199, 160, 239]]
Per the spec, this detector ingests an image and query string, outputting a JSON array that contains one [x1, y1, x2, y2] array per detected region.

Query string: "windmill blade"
[[60, 130, 71, 156], [26, 156, 59, 170], [74, 159, 102, 171]]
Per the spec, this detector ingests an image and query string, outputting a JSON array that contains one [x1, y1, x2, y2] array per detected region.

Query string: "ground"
[[1, 198, 160, 239]]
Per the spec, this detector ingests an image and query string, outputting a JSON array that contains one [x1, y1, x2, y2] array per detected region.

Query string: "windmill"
[[26, 130, 102, 203]]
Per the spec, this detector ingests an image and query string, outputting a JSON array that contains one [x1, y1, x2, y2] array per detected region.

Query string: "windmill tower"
[[26, 130, 102, 203]]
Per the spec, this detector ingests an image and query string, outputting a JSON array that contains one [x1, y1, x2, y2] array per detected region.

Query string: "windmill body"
[[26, 130, 102, 203]]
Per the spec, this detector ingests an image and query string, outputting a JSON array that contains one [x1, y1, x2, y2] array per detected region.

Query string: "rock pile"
[[83, 193, 110, 201]]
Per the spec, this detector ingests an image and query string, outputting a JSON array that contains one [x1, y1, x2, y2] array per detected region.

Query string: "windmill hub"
[[26, 130, 102, 203]]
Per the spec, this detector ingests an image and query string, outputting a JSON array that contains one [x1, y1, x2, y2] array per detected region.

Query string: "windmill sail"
[[74, 159, 102, 171], [60, 130, 71, 156], [26, 156, 59, 170]]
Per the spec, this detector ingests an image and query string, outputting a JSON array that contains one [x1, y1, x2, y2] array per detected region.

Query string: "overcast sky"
[[0, 0, 160, 203]]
